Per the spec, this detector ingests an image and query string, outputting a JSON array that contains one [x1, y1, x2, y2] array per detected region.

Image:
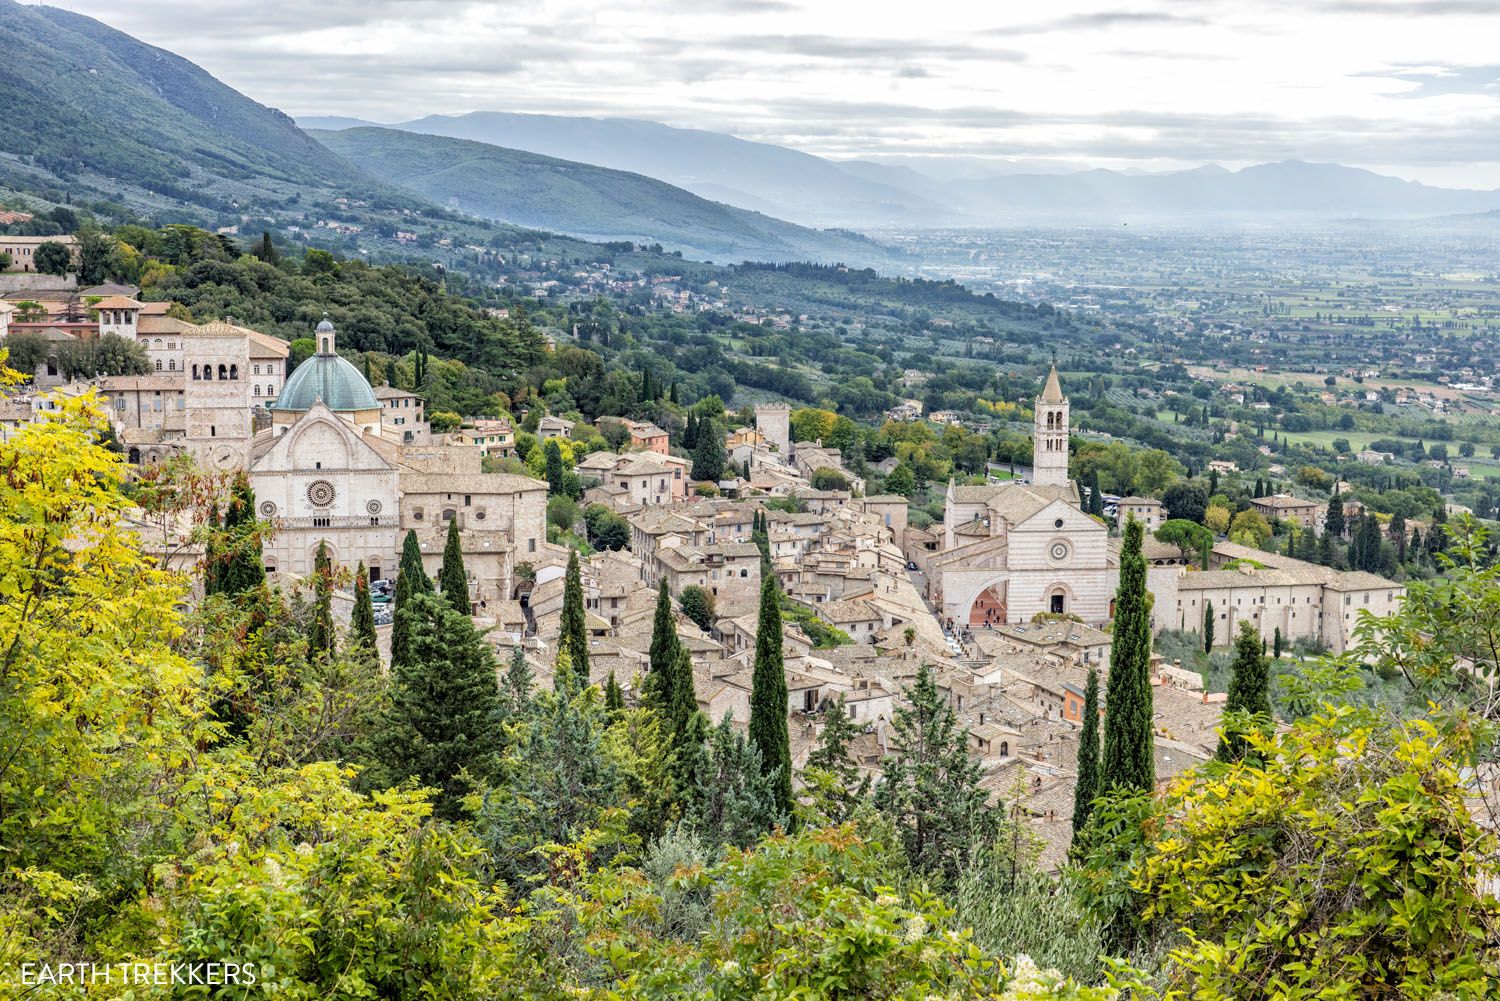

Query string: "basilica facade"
[[930, 368, 1402, 652], [107, 314, 548, 602], [932, 368, 1117, 628]]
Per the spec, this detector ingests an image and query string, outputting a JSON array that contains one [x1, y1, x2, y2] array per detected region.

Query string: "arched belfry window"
[[322, 337, 329, 353]]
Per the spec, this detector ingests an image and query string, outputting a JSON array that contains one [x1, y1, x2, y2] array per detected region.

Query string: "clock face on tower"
[[1049, 539, 1071, 563], [211, 445, 238, 469]]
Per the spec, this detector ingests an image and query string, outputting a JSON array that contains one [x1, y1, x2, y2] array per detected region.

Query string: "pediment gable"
[[251, 402, 393, 474]]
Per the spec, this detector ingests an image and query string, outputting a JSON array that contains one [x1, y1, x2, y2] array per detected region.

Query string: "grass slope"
[[312, 127, 894, 266]]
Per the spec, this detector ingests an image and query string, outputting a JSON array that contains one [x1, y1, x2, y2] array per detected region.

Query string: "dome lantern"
[[315, 313, 336, 356]]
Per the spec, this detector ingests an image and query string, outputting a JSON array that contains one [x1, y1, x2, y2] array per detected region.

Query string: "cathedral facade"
[[932, 367, 1116, 628]]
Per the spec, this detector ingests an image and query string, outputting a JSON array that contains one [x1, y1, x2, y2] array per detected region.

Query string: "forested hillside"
[[313, 128, 896, 266]]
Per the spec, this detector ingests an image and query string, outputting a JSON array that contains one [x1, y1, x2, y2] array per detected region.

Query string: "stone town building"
[[0, 235, 78, 273], [1115, 496, 1165, 531], [1249, 494, 1321, 530]]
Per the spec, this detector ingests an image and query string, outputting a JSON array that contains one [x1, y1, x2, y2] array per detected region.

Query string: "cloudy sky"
[[51, 0, 1500, 186]]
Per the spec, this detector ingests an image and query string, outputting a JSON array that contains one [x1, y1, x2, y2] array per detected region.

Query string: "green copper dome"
[[272, 317, 379, 413]]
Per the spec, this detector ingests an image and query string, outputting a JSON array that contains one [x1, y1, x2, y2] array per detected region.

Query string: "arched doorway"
[[1046, 584, 1071, 615], [127, 447, 141, 464], [969, 582, 1007, 627]]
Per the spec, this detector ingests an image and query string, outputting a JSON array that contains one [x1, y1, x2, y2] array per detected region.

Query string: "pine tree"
[[1071, 666, 1101, 840], [749, 572, 792, 817], [364, 592, 503, 818], [873, 662, 994, 888], [687, 714, 781, 848], [691, 418, 725, 482], [1102, 518, 1154, 793], [308, 540, 336, 661], [561, 549, 590, 688], [351, 561, 377, 653], [499, 646, 535, 720], [1217, 621, 1273, 762], [1203, 599, 1215, 652], [802, 695, 870, 823], [438, 516, 470, 614], [480, 648, 619, 881]]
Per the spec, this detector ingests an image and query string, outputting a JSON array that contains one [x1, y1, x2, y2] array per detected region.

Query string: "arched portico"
[[969, 582, 1007, 627]]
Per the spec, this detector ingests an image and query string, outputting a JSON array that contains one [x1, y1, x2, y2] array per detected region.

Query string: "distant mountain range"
[[298, 113, 953, 228], [0, 0, 896, 267], [304, 112, 1500, 227], [311, 127, 894, 265]]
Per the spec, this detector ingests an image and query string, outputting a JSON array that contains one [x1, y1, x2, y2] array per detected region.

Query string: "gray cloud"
[[720, 34, 1026, 62], [38, 0, 1500, 184]]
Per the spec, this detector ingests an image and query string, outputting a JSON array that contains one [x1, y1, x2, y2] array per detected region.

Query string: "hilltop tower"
[[755, 402, 792, 459], [1032, 365, 1070, 487]]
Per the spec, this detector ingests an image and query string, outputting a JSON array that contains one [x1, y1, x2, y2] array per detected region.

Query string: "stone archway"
[[969, 583, 1007, 627]]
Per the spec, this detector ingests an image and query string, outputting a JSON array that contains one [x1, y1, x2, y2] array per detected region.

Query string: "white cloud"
[[49, 0, 1500, 185]]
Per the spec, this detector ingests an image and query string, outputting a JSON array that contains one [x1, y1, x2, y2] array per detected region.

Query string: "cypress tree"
[[1102, 518, 1154, 793], [400, 529, 432, 593], [646, 578, 679, 713], [391, 530, 430, 670], [202, 502, 225, 596], [308, 540, 336, 661], [667, 644, 698, 742], [1326, 489, 1345, 540], [351, 561, 377, 653], [1203, 599, 1214, 652], [439, 516, 471, 614], [691, 418, 725, 482], [1217, 621, 1273, 762], [544, 439, 565, 496], [364, 591, 504, 819], [1273, 626, 1283, 660], [1072, 666, 1102, 840], [605, 671, 625, 713], [749, 572, 792, 817], [561, 549, 590, 688], [217, 473, 265, 597]]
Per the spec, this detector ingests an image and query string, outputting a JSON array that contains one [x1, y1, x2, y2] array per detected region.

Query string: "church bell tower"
[[1032, 365, 1070, 487]]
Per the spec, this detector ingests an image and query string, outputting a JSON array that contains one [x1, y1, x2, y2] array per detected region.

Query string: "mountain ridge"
[[303, 111, 1500, 225], [310, 126, 895, 266]]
